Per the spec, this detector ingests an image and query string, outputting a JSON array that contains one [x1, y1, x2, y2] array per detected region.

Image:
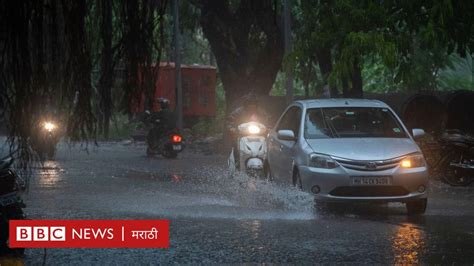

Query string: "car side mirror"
[[412, 128, 425, 138], [277, 130, 296, 141]]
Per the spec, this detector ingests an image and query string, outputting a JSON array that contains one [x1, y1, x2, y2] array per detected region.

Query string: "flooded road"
[[6, 141, 474, 264]]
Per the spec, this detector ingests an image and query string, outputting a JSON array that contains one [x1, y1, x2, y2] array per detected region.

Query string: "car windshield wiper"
[[321, 111, 339, 138]]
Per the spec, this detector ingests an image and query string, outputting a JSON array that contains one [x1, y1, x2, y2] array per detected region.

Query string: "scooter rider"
[[156, 98, 177, 130], [226, 93, 269, 166]]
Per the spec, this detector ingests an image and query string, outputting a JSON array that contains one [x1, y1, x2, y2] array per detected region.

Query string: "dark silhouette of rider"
[[147, 98, 177, 148], [156, 98, 177, 131]]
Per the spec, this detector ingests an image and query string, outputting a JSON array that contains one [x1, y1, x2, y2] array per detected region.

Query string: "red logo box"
[[9, 220, 169, 248]]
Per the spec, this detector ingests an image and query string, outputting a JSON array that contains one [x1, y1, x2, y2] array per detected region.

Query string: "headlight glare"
[[400, 153, 425, 168], [248, 125, 260, 134], [44, 122, 56, 131]]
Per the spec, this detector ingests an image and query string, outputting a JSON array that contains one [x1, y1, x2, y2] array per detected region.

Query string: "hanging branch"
[[61, 0, 96, 141], [120, 0, 169, 115]]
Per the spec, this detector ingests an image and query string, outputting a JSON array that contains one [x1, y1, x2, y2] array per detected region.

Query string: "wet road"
[[5, 141, 474, 264]]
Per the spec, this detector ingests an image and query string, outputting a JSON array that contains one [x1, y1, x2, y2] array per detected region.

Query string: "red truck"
[[130, 62, 217, 123]]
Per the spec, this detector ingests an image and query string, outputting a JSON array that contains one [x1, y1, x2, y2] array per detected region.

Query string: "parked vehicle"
[[265, 99, 429, 215], [438, 130, 474, 186], [31, 120, 60, 160], [228, 122, 267, 177], [0, 156, 25, 256]]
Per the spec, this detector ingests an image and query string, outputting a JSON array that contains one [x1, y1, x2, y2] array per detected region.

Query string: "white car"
[[265, 99, 429, 215]]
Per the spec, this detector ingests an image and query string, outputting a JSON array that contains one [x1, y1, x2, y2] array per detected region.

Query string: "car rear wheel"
[[406, 198, 427, 215]]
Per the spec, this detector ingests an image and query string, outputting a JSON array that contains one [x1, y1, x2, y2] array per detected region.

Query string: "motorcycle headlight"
[[308, 153, 339, 169], [400, 153, 425, 168], [44, 122, 56, 131], [248, 125, 261, 134]]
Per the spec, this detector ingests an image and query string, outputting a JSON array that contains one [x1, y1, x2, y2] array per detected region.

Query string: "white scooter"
[[228, 121, 267, 177]]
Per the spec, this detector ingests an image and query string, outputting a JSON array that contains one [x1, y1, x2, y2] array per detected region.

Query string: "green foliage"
[[362, 56, 402, 93], [330, 31, 398, 87], [291, 0, 474, 95], [98, 114, 138, 140], [438, 54, 474, 91]]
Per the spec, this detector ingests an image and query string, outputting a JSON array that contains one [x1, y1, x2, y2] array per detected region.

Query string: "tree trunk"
[[350, 59, 363, 98], [196, 0, 284, 110], [342, 78, 349, 97], [316, 47, 338, 97], [99, 0, 113, 139], [62, 0, 96, 140]]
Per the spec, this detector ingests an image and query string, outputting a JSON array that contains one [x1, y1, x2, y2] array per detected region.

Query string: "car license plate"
[[351, 176, 391, 186], [172, 145, 182, 151]]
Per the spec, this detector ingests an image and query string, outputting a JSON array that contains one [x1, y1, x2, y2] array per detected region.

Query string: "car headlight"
[[248, 125, 261, 134], [44, 122, 56, 131], [308, 153, 339, 169], [400, 153, 425, 168]]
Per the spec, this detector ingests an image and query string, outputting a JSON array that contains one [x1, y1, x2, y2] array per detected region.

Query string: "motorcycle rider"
[[226, 93, 269, 167], [147, 98, 177, 152]]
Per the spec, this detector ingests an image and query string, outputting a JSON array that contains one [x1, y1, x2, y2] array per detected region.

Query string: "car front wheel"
[[293, 171, 302, 190], [406, 198, 427, 215], [264, 161, 273, 181]]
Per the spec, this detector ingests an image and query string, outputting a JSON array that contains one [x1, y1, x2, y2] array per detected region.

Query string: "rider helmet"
[[157, 97, 170, 110]]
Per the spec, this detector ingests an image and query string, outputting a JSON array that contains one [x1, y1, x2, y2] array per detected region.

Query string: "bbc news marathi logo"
[[9, 220, 169, 248]]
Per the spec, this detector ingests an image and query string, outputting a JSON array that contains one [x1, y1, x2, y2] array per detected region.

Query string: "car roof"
[[294, 98, 390, 109]]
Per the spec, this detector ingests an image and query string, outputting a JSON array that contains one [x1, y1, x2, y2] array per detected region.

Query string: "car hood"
[[305, 138, 419, 161]]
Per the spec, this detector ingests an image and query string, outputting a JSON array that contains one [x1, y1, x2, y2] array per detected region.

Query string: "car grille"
[[333, 156, 402, 171], [329, 186, 409, 197]]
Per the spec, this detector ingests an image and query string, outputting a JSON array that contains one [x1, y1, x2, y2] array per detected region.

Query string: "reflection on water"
[[171, 174, 182, 183], [243, 220, 261, 240], [38, 160, 63, 188], [238, 220, 265, 252], [392, 223, 425, 264]]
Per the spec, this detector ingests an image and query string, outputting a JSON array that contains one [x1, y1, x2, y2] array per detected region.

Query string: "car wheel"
[[264, 161, 273, 181], [442, 152, 473, 186], [406, 198, 427, 215], [293, 170, 302, 190]]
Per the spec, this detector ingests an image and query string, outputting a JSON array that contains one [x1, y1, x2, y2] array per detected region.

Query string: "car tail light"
[[172, 135, 182, 143]]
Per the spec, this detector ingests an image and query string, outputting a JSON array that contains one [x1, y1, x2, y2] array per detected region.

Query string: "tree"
[[194, 0, 284, 109], [120, 0, 168, 115], [98, 0, 114, 138], [292, 0, 400, 98], [0, 0, 168, 166], [291, 0, 474, 98]]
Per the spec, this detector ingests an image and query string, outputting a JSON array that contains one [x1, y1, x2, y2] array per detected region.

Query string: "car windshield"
[[304, 107, 408, 139]]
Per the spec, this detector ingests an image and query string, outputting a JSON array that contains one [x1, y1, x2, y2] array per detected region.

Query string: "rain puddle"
[[106, 166, 317, 220]]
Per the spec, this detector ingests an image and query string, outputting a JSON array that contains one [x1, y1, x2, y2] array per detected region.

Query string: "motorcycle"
[[439, 130, 474, 186], [32, 120, 60, 160], [147, 129, 184, 158], [142, 111, 184, 158], [0, 156, 25, 256], [228, 121, 267, 177]]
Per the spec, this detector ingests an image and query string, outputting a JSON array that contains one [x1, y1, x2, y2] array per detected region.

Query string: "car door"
[[277, 106, 302, 183], [268, 106, 302, 181]]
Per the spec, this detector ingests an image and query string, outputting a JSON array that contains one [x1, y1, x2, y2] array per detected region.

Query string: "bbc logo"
[[16, 226, 66, 241]]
